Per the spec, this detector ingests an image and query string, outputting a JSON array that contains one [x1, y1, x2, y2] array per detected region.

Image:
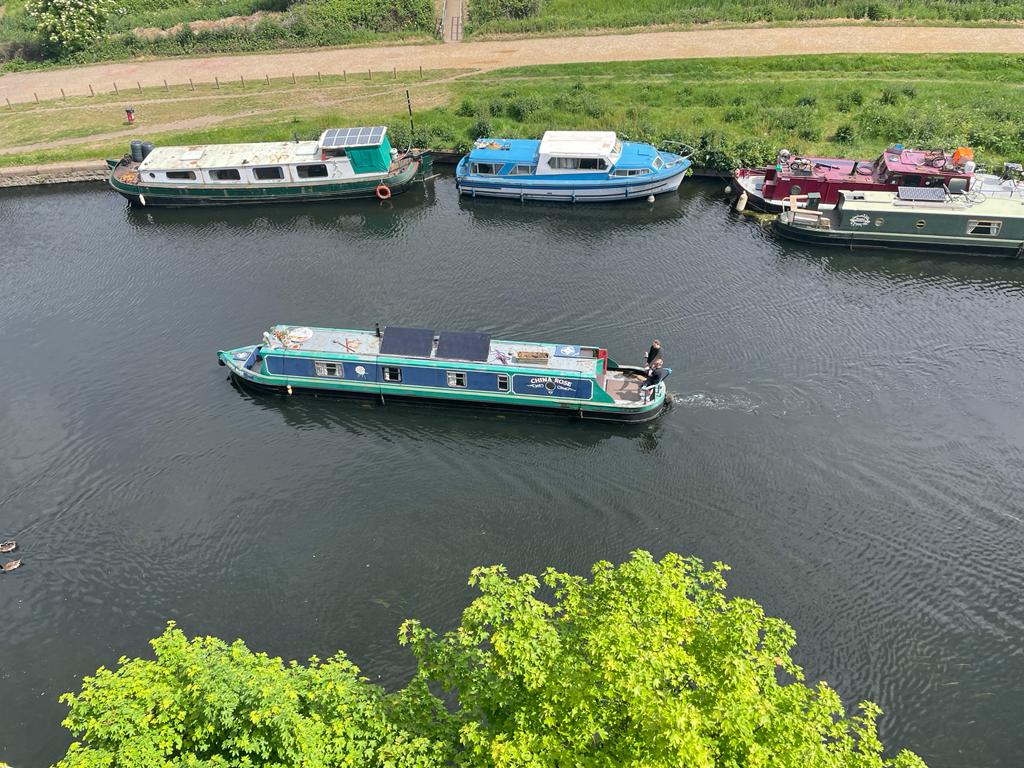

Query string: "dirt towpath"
[[3, 26, 1024, 105]]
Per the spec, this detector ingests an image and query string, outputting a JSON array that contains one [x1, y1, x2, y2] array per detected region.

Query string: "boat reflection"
[[226, 374, 666, 452]]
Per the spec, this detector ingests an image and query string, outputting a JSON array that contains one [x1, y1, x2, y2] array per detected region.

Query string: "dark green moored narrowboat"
[[108, 127, 426, 207], [774, 186, 1024, 258], [218, 325, 670, 423]]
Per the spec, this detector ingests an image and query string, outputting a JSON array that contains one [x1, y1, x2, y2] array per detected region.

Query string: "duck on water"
[[108, 126, 425, 207], [218, 324, 672, 423]]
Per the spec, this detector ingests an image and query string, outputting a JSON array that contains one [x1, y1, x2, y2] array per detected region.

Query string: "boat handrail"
[[659, 140, 694, 159]]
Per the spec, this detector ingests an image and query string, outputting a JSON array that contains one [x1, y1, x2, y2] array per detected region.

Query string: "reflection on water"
[[1, 176, 1023, 768]]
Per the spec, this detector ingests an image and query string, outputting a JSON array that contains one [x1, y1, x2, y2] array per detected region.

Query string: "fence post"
[[137, 81, 142, 94], [189, 78, 195, 91], [60, 87, 66, 101], [215, 76, 220, 89], [342, 70, 346, 81], [419, 65, 423, 79], [163, 79, 169, 92], [5, 97, 11, 110], [89, 84, 94, 97], [291, 72, 296, 84], [265, 73, 270, 85], [368, 69, 372, 80], [240, 75, 245, 88], [34, 92, 39, 104], [113, 82, 119, 95], [393, 67, 397, 79], [318, 71, 322, 83]]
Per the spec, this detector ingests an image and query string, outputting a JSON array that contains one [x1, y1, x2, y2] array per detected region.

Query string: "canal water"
[[1, 176, 1022, 768]]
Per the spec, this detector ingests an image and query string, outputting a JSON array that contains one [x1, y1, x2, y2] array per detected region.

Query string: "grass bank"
[[466, 0, 1024, 36], [2, 54, 1023, 173]]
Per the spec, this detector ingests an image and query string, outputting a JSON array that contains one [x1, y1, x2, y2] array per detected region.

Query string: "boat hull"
[[225, 368, 665, 423], [456, 162, 689, 203], [109, 158, 420, 208], [773, 217, 1024, 258]]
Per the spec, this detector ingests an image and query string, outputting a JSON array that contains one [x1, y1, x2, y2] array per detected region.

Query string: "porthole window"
[[875, 218, 885, 227], [544, 380, 556, 392], [916, 219, 926, 229], [790, 184, 802, 195]]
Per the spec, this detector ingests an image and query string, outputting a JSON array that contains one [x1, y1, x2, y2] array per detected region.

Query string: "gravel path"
[[3, 26, 1024, 105]]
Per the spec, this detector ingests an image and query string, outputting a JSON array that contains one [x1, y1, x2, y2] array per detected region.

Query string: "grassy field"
[[467, 0, 1024, 35], [2, 54, 1023, 173], [0, 0, 436, 69]]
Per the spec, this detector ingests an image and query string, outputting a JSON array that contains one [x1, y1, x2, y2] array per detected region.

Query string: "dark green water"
[[1, 176, 1023, 767]]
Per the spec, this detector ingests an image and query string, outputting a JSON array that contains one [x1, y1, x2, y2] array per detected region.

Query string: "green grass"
[[467, 0, 1024, 34], [2, 54, 1023, 173]]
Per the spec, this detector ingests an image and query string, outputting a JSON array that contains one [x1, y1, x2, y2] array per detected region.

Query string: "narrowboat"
[[108, 127, 424, 207], [734, 146, 1021, 213], [455, 131, 692, 202], [218, 324, 669, 422], [773, 186, 1024, 258]]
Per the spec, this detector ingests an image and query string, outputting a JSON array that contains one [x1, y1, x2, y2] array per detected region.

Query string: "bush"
[[470, 117, 492, 138], [26, 0, 120, 56], [471, 0, 541, 23], [834, 123, 856, 143]]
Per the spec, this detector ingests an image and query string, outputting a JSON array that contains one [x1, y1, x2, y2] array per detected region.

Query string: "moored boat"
[[773, 186, 1024, 258], [108, 126, 424, 207], [218, 324, 669, 422], [455, 131, 691, 202], [735, 146, 1021, 213]]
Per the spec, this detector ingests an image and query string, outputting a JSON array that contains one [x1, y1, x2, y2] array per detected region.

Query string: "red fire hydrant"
[[125, 106, 135, 124]]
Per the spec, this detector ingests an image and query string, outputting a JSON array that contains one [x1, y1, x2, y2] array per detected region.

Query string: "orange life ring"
[[375, 183, 392, 200]]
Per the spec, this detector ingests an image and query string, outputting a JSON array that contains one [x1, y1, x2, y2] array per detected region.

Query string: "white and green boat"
[[774, 186, 1024, 257], [218, 324, 669, 423], [109, 126, 423, 207]]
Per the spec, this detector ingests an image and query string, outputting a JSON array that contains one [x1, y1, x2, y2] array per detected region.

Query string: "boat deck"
[[604, 371, 646, 403]]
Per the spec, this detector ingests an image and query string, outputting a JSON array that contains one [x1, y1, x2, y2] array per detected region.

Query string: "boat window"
[[471, 162, 500, 175], [497, 373, 510, 392], [446, 371, 467, 388], [790, 184, 802, 195], [967, 219, 1002, 236], [915, 219, 927, 229], [297, 164, 329, 179], [166, 170, 196, 180], [211, 168, 241, 181], [314, 360, 344, 378], [653, 156, 664, 170], [578, 158, 607, 170], [548, 157, 582, 170], [383, 366, 402, 382], [509, 164, 536, 175], [254, 166, 284, 180], [611, 168, 650, 177]]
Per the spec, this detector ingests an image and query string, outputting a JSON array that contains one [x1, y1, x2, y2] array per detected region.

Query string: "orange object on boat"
[[953, 147, 974, 166]]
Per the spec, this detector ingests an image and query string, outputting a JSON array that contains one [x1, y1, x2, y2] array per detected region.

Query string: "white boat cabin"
[[536, 131, 623, 174], [134, 127, 396, 186]]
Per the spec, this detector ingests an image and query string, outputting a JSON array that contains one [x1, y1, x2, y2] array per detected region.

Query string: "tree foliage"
[[55, 553, 927, 768], [55, 622, 452, 768], [26, 0, 120, 55]]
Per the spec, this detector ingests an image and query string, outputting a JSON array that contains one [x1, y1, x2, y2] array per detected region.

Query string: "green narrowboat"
[[218, 324, 669, 423], [108, 126, 424, 207], [774, 186, 1024, 258]]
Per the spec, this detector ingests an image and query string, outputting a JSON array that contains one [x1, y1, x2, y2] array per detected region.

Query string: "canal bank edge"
[[0, 160, 109, 187]]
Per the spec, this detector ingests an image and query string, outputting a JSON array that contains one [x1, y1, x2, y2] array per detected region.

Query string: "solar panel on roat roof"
[[436, 331, 492, 362], [380, 327, 435, 357], [897, 186, 945, 202]]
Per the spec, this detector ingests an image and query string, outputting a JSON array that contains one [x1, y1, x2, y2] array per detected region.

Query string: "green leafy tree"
[[26, 0, 120, 56], [55, 622, 452, 768], [400, 551, 927, 768]]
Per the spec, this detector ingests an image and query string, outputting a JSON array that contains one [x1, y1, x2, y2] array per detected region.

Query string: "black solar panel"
[[321, 126, 387, 149], [380, 326, 435, 357], [897, 186, 945, 202], [436, 331, 492, 362]]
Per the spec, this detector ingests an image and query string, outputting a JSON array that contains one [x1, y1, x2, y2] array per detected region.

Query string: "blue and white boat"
[[455, 131, 692, 202]]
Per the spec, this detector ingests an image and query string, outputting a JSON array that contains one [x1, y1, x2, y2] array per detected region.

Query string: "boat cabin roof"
[[265, 325, 603, 375], [538, 130, 618, 158], [839, 188, 1024, 216], [137, 127, 388, 171], [879, 147, 964, 177], [468, 138, 540, 165]]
